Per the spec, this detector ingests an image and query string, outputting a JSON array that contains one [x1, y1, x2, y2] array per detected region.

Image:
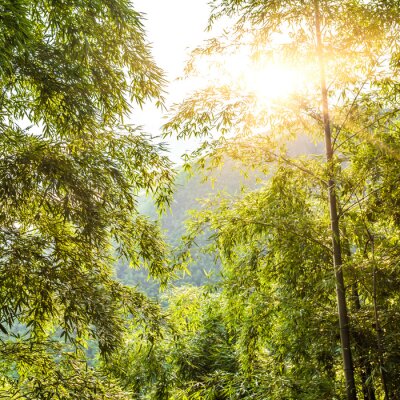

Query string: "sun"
[[222, 52, 306, 107], [240, 62, 303, 104], [193, 49, 307, 109]]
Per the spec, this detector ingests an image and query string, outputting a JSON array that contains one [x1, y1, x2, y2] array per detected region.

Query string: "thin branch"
[[276, 152, 328, 187], [339, 185, 383, 217], [231, 140, 327, 186], [332, 78, 369, 150], [334, 108, 400, 154]]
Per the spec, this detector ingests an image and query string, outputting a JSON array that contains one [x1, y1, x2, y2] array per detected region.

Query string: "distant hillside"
[[115, 136, 322, 296], [115, 158, 261, 296]]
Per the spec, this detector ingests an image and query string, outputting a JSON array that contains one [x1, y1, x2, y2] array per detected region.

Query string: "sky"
[[136, 0, 210, 82], [134, 0, 212, 162]]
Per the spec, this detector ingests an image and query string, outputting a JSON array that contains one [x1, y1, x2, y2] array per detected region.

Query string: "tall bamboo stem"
[[313, 1, 357, 399]]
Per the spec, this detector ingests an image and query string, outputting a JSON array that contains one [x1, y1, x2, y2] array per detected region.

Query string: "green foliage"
[[112, 156, 400, 399], [0, 341, 131, 399], [3, 1, 400, 399], [0, 0, 173, 397], [181, 166, 342, 399], [159, 1, 400, 399], [104, 286, 238, 400], [116, 159, 260, 294]]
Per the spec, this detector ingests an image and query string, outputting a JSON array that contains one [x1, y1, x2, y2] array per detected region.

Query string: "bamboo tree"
[[370, 234, 389, 399], [313, 1, 356, 398], [164, 1, 400, 398], [0, 0, 173, 396]]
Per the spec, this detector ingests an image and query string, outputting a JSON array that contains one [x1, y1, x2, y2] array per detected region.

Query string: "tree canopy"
[[161, 0, 400, 399], [0, 0, 174, 397], [2, 1, 400, 399]]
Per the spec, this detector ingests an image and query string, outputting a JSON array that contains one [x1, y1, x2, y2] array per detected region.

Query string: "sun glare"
[[238, 61, 303, 105], [194, 50, 309, 109]]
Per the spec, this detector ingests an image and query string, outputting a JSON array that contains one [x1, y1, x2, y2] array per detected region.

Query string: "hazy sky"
[[137, 0, 210, 81], [134, 0, 212, 162]]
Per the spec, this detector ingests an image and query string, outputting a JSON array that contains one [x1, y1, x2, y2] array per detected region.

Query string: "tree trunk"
[[370, 236, 390, 399], [342, 231, 376, 400], [313, 2, 357, 399], [352, 283, 377, 400]]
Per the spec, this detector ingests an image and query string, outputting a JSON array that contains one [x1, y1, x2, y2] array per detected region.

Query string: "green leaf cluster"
[[0, 0, 173, 397]]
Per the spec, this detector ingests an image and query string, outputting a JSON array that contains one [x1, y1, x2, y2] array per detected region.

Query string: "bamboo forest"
[[1, 1, 400, 399]]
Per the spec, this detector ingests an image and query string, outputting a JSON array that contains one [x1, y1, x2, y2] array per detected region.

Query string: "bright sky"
[[132, 1, 314, 163], [134, 0, 211, 162]]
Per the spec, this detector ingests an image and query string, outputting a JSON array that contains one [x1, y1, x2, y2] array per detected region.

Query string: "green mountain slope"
[[115, 159, 260, 295]]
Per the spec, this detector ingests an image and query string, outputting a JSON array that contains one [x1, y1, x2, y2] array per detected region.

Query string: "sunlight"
[[193, 49, 308, 108], [238, 60, 303, 106]]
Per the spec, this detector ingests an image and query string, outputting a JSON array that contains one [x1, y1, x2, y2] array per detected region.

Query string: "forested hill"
[[114, 158, 260, 295], [115, 136, 323, 295]]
